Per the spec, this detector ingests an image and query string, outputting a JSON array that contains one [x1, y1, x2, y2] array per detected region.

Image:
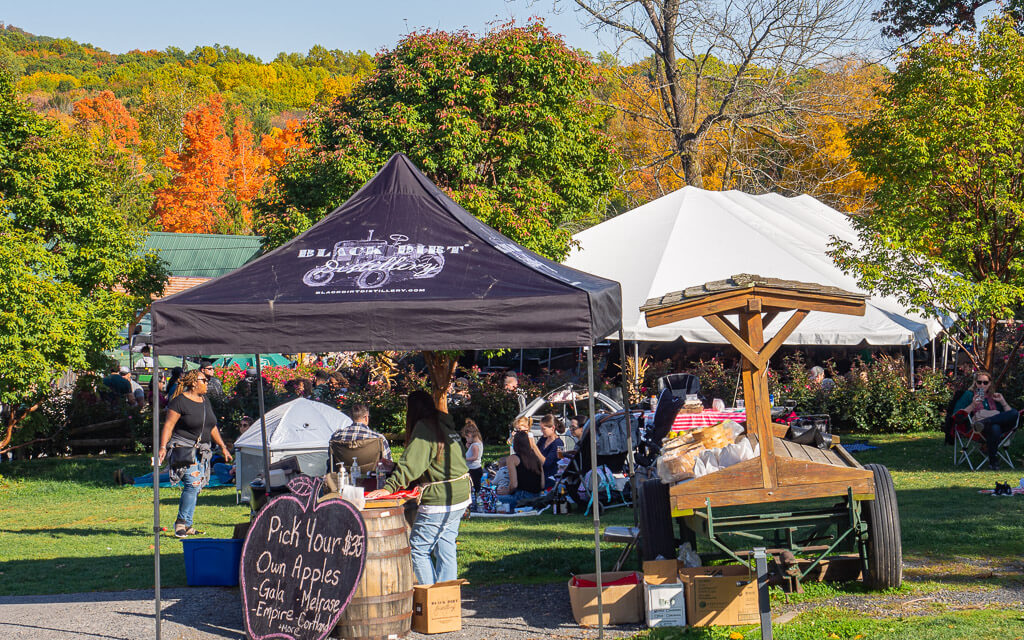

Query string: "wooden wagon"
[[635, 274, 902, 589]]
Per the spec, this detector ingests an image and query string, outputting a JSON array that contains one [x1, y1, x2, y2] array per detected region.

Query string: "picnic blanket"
[[470, 507, 548, 517]]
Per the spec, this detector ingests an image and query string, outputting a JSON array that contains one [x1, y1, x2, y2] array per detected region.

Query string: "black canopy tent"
[[147, 154, 626, 638]]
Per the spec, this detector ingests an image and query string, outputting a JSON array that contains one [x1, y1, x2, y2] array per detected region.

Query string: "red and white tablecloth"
[[672, 410, 746, 430]]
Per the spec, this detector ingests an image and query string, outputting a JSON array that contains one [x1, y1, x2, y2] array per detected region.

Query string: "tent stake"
[[256, 354, 271, 501], [587, 345, 604, 639], [151, 350, 161, 640]]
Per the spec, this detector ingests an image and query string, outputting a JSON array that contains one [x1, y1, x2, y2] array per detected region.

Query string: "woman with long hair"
[[366, 390, 471, 585], [164, 366, 183, 400], [537, 414, 562, 489], [953, 370, 1019, 470], [157, 369, 233, 538], [496, 431, 544, 509]]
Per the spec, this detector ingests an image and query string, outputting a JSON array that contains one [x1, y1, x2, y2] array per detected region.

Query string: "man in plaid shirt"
[[330, 404, 392, 460]]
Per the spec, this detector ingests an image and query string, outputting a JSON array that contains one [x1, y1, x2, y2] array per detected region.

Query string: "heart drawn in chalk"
[[241, 475, 366, 640]]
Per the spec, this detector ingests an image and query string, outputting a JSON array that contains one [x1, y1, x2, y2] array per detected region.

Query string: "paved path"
[[0, 583, 642, 640]]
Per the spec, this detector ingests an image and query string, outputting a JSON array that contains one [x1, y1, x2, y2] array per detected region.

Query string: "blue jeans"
[[978, 410, 1018, 464], [409, 507, 466, 585], [176, 460, 204, 526], [496, 490, 539, 510]]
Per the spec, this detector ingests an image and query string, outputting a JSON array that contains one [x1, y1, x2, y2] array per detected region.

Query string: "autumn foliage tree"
[[154, 95, 232, 232], [256, 23, 616, 259], [154, 95, 306, 234], [833, 14, 1024, 371], [72, 90, 152, 226], [605, 58, 880, 213]]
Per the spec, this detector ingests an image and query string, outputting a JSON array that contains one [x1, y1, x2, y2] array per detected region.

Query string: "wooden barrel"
[[334, 505, 414, 640]]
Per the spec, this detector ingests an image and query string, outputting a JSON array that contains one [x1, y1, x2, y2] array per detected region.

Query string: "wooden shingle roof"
[[642, 274, 867, 327]]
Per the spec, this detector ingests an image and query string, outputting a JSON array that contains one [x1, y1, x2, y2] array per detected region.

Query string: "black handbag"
[[168, 407, 205, 468], [168, 443, 199, 467]]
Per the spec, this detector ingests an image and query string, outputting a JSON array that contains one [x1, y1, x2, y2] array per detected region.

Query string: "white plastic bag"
[[677, 542, 701, 568], [717, 442, 744, 468], [692, 457, 707, 478], [698, 448, 721, 467]]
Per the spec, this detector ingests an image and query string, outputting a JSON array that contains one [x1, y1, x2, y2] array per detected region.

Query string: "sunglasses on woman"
[[977, 380, 990, 385]]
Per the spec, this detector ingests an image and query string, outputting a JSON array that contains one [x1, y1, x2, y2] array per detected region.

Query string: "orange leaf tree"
[[154, 96, 295, 234]]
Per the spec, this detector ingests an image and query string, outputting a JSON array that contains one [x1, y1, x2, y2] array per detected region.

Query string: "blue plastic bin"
[[181, 538, 244, 587]]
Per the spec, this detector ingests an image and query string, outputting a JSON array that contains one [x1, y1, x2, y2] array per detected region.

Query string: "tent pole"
[[587, 344, 604, 640], [931, 337, 936, 370], [519, 349, 523, 375], [151, 350, 161, 640], [256, 354, 271, 501], [617, 331, 637, 530], [943, 335, 949, 371], [908, 336, 915, 391]]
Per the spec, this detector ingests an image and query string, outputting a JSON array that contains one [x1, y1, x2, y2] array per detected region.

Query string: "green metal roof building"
[[143, 232, 264, 278]]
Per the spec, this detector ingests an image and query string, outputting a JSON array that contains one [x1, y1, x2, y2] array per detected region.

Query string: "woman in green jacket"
[[367, 390, 471, 584]]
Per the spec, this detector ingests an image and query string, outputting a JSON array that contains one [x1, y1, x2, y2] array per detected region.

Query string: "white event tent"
[[565, 186, 950, 348]]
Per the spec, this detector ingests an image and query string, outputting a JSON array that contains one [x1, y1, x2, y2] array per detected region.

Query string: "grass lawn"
[[633, 608, 1024, 639], [1, 434, 1021, 600]]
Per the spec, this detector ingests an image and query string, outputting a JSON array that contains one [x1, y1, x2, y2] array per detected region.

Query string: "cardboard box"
[[568, 571, 643, 626], [642, 561, 686, 628], [412, 579, 468, 634], [680, 566, 759, 626]]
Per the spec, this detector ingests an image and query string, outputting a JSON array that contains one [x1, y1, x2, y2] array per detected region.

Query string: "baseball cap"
[[119, 366, 131, 374]]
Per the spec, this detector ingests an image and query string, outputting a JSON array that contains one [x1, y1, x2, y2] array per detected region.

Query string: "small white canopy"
[[233, 398, 352, 501], [565, 187, 949, 347], [234, 398, 351, 452]]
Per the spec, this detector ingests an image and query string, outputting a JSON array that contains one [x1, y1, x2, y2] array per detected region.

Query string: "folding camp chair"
[[329, 436, 384, 474], [952, 410, 1020, 470], [951, 410, 984, 470]]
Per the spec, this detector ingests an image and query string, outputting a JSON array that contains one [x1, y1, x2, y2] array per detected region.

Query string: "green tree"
[[832, 14, 1024, 371], [0, 70, 166, 452], [256, 23, 616, 260]]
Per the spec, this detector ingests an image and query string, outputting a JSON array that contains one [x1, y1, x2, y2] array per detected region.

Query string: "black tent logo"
[[300, 231, 450, 290]]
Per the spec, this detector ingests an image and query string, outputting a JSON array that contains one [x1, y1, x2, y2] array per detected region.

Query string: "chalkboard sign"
[[241, 475, 366, 640]]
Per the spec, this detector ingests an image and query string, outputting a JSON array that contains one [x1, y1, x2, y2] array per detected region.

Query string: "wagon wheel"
[[302, 266, 334, 287], [637, 478, 676, 561], [356, 269, 391, 289], [862, 463, 903, 589]]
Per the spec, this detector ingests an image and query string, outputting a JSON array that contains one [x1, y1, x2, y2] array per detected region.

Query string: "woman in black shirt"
[[495, 431, 544, 509], [158, 369, 232, 538]]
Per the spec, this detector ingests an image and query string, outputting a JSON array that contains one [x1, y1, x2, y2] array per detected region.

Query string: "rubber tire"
[[863, 463, 903, 589], [637, 478, 676, 561]]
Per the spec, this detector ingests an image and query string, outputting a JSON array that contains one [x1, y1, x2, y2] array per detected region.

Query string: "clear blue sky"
[[1, 1, 622, 61]]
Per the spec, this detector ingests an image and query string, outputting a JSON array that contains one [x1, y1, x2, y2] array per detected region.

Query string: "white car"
[[513, 383, 623, 449]]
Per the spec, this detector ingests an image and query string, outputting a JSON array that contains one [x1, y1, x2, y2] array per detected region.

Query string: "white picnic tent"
[[565, 186, 950, 347], [233, 398, 352, 500]]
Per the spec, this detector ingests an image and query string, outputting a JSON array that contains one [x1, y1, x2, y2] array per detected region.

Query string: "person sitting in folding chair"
[[953, 370, 1018, 470]]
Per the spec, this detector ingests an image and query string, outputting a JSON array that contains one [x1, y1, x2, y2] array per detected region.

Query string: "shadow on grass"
[[0, 527, 152, 538], [0, 552, 185, 597]]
